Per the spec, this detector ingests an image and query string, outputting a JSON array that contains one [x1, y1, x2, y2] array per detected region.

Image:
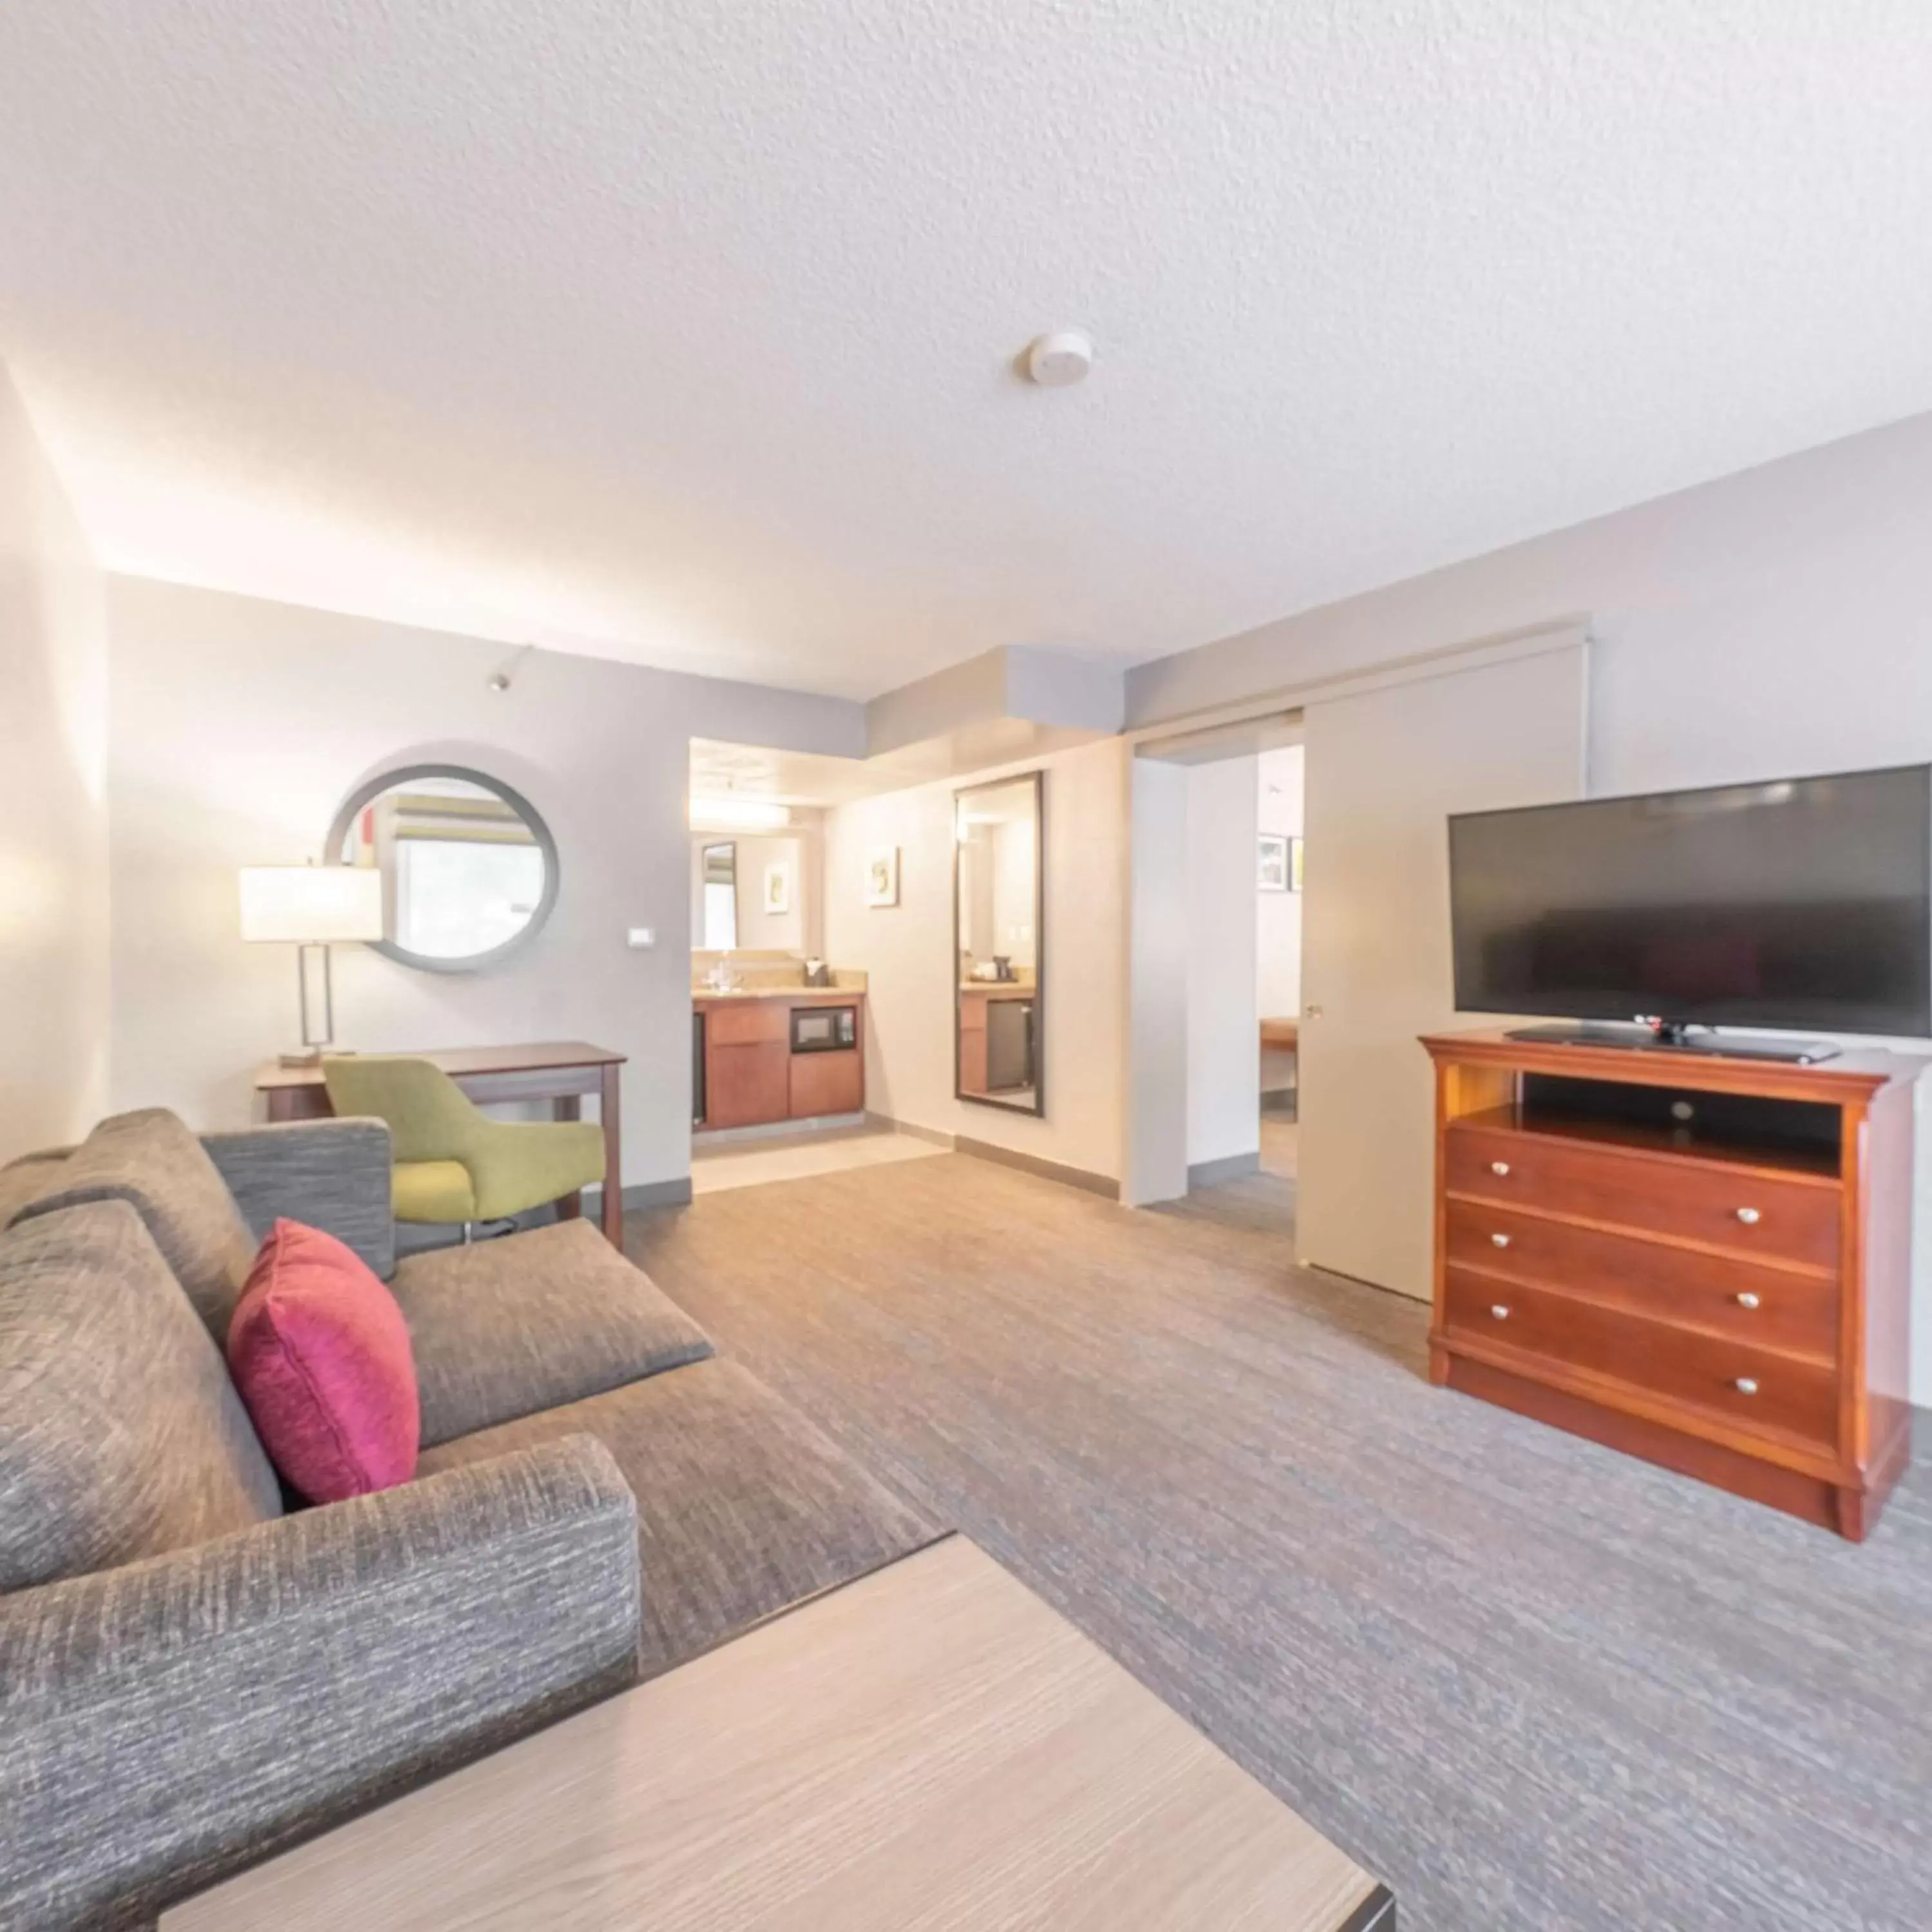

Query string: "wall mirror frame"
[[953, 769, 1045, 1117], [326, 763, 560, 974]]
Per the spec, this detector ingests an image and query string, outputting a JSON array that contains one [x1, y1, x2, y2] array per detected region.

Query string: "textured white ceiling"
[[3, 2, 1930, 699]]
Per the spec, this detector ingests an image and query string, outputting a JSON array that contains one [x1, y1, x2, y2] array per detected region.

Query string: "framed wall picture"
[[866, 845, 900, 908], [763, 862, 791, 915], [1258, 834, 1289, 892]]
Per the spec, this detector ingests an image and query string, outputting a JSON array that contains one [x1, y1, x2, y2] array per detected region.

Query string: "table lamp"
[[239, 865, 386, 1065]]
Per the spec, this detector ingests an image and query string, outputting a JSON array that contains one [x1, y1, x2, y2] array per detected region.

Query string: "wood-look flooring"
[[627, 1152, 1932, 1932]]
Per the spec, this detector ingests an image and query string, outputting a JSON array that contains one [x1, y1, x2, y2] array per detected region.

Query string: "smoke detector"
[[1025, 330, 1094, 388]]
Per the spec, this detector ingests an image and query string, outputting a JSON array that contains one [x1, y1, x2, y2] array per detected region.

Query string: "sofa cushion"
[[392, 1219, 715, 1448], [0, 1201, 283, 1594], [228, 1220, 421, 1502], [417, 1356, 938, 1678], [6, 1109, 257, 1342]]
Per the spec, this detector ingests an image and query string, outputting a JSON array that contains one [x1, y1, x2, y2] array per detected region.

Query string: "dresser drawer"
[[1444, 1125, 1841, 1270], [1443, 1200, 1840, 1361], [1443, 1268, 1839, 1451]]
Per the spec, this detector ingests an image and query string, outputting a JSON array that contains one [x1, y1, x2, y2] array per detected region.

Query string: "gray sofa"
[[0, 1109, 936, 1931]]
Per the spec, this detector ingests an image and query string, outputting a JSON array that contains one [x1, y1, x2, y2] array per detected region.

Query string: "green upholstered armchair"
[[321, 1056, 607, 1233]]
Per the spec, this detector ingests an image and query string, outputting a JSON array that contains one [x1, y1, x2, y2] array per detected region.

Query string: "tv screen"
[[1448, 765, 1932, 1037]]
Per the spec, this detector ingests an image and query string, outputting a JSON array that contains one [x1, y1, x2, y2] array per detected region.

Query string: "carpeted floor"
[[626, 1153, 1932, 1932]]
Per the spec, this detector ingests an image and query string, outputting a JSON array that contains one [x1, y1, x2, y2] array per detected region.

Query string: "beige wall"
[[106, 577, 861, 1189], [0, 366, 109, 1157], [824, 737, 1128, 1183]]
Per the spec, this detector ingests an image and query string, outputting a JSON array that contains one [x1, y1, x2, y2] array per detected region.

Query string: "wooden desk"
[[164, 1535, 1393, 1932], [1261, 1016, 1300, 1052], [256, 1042, 627, 1244]]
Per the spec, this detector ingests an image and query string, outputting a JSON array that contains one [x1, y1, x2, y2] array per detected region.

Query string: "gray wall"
[[0, 368, 109, 1158], [1130, 408, 1932, 1399], [106, 577, 862, 1188], [1129, 411, 1932, 810]]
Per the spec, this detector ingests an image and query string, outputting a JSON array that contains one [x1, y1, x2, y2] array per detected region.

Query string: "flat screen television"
[[1448, 764, 1932, 1050]]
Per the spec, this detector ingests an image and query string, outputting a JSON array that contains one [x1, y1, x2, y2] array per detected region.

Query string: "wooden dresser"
[[1421, 1028, 1924, 1539]]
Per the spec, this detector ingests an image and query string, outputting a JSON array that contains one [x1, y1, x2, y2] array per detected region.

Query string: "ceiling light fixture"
[[689, 795, 791, 831], [1024, 330, 1094, 388]]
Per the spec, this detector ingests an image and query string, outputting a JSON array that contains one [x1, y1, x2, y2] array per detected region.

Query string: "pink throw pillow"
[[227, 1219, 419, 1502]]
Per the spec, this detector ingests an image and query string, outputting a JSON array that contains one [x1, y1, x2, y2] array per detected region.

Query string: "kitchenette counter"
[[693, 986, 866, 1131], [693, 986, 864, 1003]]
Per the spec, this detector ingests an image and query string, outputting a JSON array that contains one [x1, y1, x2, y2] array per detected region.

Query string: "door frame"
[[1120, 618, 1592, 1208]]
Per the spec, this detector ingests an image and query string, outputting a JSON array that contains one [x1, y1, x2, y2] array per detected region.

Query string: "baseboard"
[[954, 1135, 1120, 1200], [589, 1177, 694, 1212], [692, 1113, 867, 1148], [864, 1111, 957, 1149], [1188, 1150, 1260, 1188]]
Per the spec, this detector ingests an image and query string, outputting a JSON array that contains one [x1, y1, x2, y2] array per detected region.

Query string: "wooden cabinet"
[[1422, 1028, 1924, 1540], [695, 994, 865, 1132], [790, 1048, 864, 1120], [705, 1042, 791, 1129]]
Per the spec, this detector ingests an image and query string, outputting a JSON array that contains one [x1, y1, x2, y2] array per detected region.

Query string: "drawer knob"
[[1490, 1160, 1511, 1177], [1490, 1304, 1510, 1320], [1490, 1231, 1511, 1249], [1734, 1377, 1759, 1396], [1734, 1291, 1761, 1310], [1734, 1206, 1761, 1226]]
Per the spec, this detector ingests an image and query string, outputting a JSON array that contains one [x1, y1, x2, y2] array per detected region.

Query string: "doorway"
[[1127, 711, 1304, 1236], [1255, 744, 1304, 1193], [1124, 628, 1589, 1308]]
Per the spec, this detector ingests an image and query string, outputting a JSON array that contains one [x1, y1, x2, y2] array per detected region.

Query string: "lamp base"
[[279, 1046, 363, 1068]]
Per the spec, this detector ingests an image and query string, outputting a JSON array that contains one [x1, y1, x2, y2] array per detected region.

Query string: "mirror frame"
[[952, 768, 1045, 1118], [325, 762, 561, 974]]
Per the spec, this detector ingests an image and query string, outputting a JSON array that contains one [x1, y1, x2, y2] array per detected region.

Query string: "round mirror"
[[326, 764, 559, 973]]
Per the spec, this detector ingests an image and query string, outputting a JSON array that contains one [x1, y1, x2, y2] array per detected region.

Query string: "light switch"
[[626, 927, 656, 949]]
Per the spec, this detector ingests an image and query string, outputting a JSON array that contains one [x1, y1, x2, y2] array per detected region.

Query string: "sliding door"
[[1296, 641, 1587, 1298]]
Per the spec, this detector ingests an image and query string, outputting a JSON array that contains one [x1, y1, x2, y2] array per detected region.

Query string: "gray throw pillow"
[[0, 1201, 283, 1594], [6, 1108, 258, 1341]]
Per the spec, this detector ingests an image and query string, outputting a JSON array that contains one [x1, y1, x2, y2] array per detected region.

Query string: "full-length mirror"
[[954, 771, 1043, 1115], [327, 765, 558, 972]]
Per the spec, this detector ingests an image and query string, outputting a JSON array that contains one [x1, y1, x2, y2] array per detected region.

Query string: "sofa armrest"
[[0, 1435, 640, 1931], [202, 1117, 396, 1279]]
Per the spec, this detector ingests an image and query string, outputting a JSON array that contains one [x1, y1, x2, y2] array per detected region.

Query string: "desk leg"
[[598, 1065, 624, 1246], [554, 1095, 583, 1220]]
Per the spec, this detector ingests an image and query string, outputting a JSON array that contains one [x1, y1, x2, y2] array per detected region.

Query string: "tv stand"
[[1421, 1026, 1924, 1539], [1504, 1021, 1839, 1065]]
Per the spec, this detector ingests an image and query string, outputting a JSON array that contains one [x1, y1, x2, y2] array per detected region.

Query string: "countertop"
[[692, 986, 865, 1003]]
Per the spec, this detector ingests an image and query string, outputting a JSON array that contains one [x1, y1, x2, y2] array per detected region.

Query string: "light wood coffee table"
[[165, 1536, 1394, 1931]]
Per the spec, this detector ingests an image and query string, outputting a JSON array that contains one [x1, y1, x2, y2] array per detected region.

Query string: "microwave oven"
[[791, 1005, 857, 1053]]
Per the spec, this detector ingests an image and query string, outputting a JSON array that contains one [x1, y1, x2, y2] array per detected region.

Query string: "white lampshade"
[[239, 866, 385, 944]]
